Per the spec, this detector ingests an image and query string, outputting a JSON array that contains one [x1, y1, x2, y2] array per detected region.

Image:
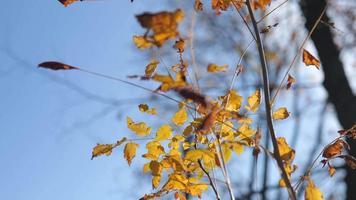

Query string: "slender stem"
[[245, 1, 296, 199], [189, 10, 201, 92], [232, 1, 257, 41], [271, 6, 327, 104], [256, 0, 289, 24], [198, 160, 221, 200]]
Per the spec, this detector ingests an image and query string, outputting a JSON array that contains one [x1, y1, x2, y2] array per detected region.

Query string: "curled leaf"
[[173, 39, 185, 53], [287, 74, 296, 90], [138, 104, 157, 115], [38, 61, 77, 70], [322, 139, 346, 159], [303, 49, 321, 70], [91, 144, 113, 160], [124, 142, 139, 166], [145, 59, 159, 77], [272, 107, 290, 120], [194, 0, 203, 11], [58, 0, 80, 7]]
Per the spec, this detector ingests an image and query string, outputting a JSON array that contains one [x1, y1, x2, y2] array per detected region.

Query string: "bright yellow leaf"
[[231, 142, 244, 155], [133, 36, 154, 49], [155, 124, 173, 141], [277, 137, 295, 162], [186, 183, 209, 197], [245, 89, 261, 112], [124, 142, 139, 166], [91, 144, 113, 159], [152, 175, 161, 189], [145, 59, 159, 77], [273, 107, 290, 120], [305, 179, 324, 200], [237, 124, 256, 140], [225, 90, 243, 112], [172, 107, 188, 126], [127, 117, 151, 136], [207, 63, 228, 73]]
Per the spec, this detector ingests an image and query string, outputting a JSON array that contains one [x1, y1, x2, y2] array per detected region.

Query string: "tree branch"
[[245, 1, 296, 199]]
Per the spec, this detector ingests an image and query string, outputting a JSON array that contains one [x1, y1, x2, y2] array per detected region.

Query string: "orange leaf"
[[287, 74, 296, 89], [38, 61, 77, 70], [124, 142, 139, 166], [303, 49, 321, 69], [322, 139, 347, 159], [58, 0, 80, 7]]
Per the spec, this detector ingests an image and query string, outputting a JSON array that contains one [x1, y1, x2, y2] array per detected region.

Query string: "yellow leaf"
[[138, 104, 157, 115], [185, 149, 214, 163], [127, 117, 151, 136], [225, 90, 243, 112], [277, 137, 295, 162], [143, 162, 151, 173], [143, 141, 165, 160], [186, 183, 209, 197], [245, 89, 261, 112], [133, 36, 154, 49], [91, 144, 113, 159], [152, 175, 161, 189], [221, 143, 232, 163], [231, 142, 244, 155], [155, 124, 173, 141], [303, 49, 321, 70], [172, 107, 188, 126], [273, 107, 290, 120], [207, 63, 228, 73], [150, 160, 163, 176], [124, 142, 139, 166], [183, 142, 191, 150], [145, 59, 159, 77], [237, 124, 256, 140], [305, 179, 324, 200]]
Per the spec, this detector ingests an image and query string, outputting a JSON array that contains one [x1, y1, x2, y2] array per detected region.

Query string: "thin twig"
[[198, 160, 221, 200], [245, 0, 296, 199], [232, 1, 257, 41], [189, 10, 201, 92], [256, 0, 289, 24], [271, 6, 327, 104]]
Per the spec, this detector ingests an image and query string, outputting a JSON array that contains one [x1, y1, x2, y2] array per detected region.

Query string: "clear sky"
[[0, 1, 171, 199]]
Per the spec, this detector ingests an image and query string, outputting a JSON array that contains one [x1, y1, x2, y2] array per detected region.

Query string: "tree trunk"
[[300, 0, 356, 199]]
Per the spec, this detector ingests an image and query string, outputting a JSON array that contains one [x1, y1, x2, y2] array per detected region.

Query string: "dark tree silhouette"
[[300, 0, 356, 199]]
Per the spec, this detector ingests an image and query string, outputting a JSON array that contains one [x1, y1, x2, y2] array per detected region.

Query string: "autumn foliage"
[[40, 1, 356, 199]]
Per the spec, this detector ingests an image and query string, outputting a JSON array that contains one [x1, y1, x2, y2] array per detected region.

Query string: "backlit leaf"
[[133, 36, 154, 49], [287, 74, 296, 90], [273, 107, 290, 120], [305, 178, 324, 200], [303, 49, 320, 70], [277, 137, 295, 162], [124, 142, 139, 166], [172, 107, 188, 126], [186, 183, 209, 197], [145, 59, 159, 77], [224, 90, 243, 112], [245, 89, 261, 112], [322, 139, 346, 159], [38, 61, 77, 70], [155, 124, 173, 141], [91, 144, 113, 159], [207, 63, 228, 73], [127, 117, 151, 136], [173, 39, 185, 53]]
